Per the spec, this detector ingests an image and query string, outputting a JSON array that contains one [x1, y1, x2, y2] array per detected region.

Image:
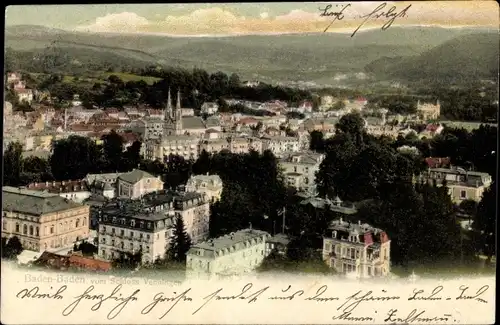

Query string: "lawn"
[[101, 72, 161, 85]]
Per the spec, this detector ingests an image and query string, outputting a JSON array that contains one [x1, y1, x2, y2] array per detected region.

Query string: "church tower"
[[165, 87, 173, 121], [174, 89, 183, 135]]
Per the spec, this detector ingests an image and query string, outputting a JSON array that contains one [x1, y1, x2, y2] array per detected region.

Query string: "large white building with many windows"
[[186, 228, 270, 279], [2, 186, 90, 252], [97, 206, 174, 264], [97, 190, 210, 263]]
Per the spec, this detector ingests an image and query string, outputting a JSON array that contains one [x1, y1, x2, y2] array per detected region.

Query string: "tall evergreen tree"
[[473, 181, 496, 263], [3, 142, 24, 186], [167, 215, 192, 263]]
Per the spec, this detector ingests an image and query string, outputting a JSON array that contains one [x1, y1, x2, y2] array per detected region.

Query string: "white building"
[[185, 174, 224, 203], [322, 219, 391, 278], [201, 102, 219, 115], [85, 169, 164, 200], [186, 229, 270, 279], [26, 180, 91, 203], [415, 167, 492, 203], [261, 136, 300, 158], [116, 169, 164, 199], [98, 210, 174, 264], [279, 151, 325, 193], [144, 135, 200, 161]]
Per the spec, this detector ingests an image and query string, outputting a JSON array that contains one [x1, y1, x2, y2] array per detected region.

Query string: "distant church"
[[162, 88, 221, 137]]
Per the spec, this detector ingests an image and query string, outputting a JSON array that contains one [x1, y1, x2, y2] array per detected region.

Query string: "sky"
[[5, 2, 499, 36]]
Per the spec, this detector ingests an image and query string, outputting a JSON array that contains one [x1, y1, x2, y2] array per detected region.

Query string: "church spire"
[[176, 89, 181, 111], [165, 87, 172, 120]]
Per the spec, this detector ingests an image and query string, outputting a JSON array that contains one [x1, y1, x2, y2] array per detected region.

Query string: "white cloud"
[[73, 3, 498, 36], [75, 12, 150, 32], [274, 9, 323, 21], [164, 8, 239, 25]]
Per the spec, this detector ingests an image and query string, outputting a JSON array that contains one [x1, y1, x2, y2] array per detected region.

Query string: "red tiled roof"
[[425, 124, 440, 132], [425, 157, 451, 168], [238, 117, 258, 125], [16, 88, 32, 94], [69, 123, 94, 132], [27, 180, 87, 193], [34, 251, 70, 269], [69, 254, 112, 272], [105, 108, 120, 114]]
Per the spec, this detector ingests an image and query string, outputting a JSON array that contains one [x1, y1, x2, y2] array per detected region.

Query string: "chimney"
[[62, 181, 65, 186], [52, 181, 56, 186], [339, 217, 343, 224], [358, 220, 361, 226]]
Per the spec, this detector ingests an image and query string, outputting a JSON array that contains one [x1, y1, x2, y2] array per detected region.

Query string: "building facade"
[[186, 229, 270, 278], [116, 169, 164, 199], [2, 186, 90, 252], [97, 208, 174, 264], [185, 174, 224, 203], [416, 167, 492, 203], [322, 218, 391, 278], [97, 190, 210, 263], [279, 151, 325, 193], [261, 136, 300, 157]]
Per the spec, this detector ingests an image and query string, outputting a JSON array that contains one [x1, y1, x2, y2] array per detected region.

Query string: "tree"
[[192, 150, 211, 175], [123, 140, 142, 170], [167, 215, 192, 263], [309, 130, 324, 152], [112, 251, 143, 269], [50, 135, 103, 180], [74, 241, 98, 257], [102, 130, 125, 172], [335, 112, 366, 139], [163, 154, 193, 190], [1, 236, 24, 259], [3, 142, 24, 186], [473, 182, 496, 263]]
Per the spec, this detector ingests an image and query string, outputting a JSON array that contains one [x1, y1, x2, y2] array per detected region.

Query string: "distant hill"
[[364, 33, 499, 83], [4, 25, 497, 83]]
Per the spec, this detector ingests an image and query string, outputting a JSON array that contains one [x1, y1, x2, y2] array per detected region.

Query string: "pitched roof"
[[425, 157, 451, 168], [26, 180, 88, 194], [2, 186, 84, 215], [68, 254, 112, 271], [117, 169, 156, 184], [182, 116, 206, 129], [188, 229, 270, 258]]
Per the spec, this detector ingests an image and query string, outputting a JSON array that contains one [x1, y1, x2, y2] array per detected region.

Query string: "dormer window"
[[332, 231, 337, 238], [131, 220, 136, 227]]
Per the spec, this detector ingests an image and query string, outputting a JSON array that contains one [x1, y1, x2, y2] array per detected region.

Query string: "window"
[[50, 226, 54, 234], [2, 221, 6, 230], [23, 224, 28, 235], [460, 190, 467, 199], [29, 226, 34, 236], [120, 229, 124, 236], [324, 243, 331, 251], [76, 219, 80, 228]]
